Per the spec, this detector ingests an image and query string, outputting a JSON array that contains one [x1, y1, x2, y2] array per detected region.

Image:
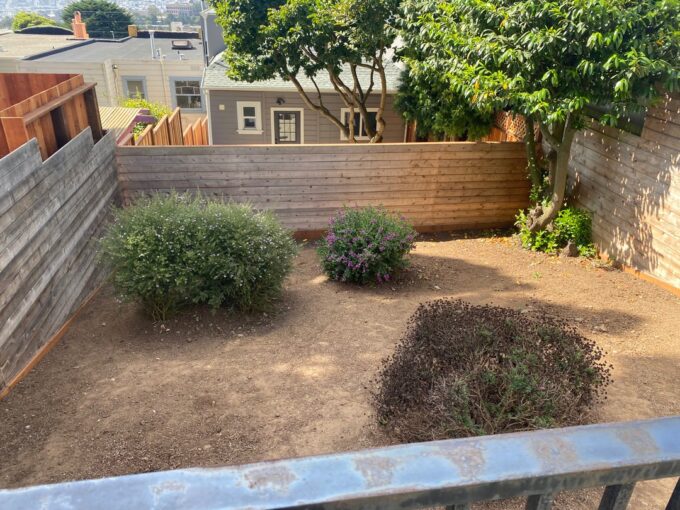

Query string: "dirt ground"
[[1, 234, 679, 508]]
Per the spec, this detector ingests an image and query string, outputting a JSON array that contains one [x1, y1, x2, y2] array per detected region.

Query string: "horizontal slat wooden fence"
[[0, 129, 118, 394], [116, 142, 529, 232], [569, 93, 680, 290]]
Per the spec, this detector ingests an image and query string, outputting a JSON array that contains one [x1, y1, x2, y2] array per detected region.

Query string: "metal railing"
[[1, 417, 679, 509]]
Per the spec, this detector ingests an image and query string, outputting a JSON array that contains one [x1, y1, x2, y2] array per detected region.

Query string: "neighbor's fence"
[[1, 417, 678, 509], [182, 115, 208, 146], [125, 108, 208, 147], [0, 73, 103, 160], [569, 93, 680, 291], [116, 142, 529, 232], [0, 129, 118, 395]]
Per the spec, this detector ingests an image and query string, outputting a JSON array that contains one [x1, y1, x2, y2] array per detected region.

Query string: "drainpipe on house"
[[150, 30, 156, 60], [159, 57, 170, 106], [205, 88, 212, 145]]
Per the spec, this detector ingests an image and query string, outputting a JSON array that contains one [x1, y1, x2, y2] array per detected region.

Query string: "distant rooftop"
[[203, 53, 403, 93], [0, 31, 83, 59], [29, 36, 204, 62]]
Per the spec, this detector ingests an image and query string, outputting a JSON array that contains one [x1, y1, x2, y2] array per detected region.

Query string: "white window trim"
[[270, 107, 305, 144], [236, 101, 263, 134], [340, 108, 379, 141]]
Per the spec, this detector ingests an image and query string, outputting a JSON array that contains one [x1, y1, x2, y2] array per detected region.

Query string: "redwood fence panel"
[[0, 73, 103, 160], [167, 108, 183, 145], [152, 115, 170, 145], [115, 142, 529, 232], [135, 123, 154, 146], [182, 124, 194, 145], [0, 129, 118, 395]]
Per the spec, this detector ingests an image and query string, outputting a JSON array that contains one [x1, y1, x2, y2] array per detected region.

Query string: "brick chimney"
[[72, 11, 89, 40]]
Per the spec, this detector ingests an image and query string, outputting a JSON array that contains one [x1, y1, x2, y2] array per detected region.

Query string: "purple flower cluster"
[[318, 207, 417, 285]]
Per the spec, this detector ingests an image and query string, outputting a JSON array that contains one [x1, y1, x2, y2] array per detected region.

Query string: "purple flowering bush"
[[317, 207, 417, 284]]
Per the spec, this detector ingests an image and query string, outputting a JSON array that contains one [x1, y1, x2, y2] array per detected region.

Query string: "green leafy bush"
[[132, 122, 150, 140], [121, 97, 171, 121], [317, 207, 417, 284], [516, 206, 596, 257], [374, 300, 611, 441], [12, 11, 56, 30], [100, 194, 297, 320]]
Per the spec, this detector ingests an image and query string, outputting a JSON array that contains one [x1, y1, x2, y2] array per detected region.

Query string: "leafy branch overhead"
[[212, 0, 400, 142], [397, 0, 679, 228]]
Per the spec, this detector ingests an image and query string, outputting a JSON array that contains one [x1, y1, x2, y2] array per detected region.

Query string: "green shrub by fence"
[[100, 193, 297, 320], [317, 207, 416, 284]]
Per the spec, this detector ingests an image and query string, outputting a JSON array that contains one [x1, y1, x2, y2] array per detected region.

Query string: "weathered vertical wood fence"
[[0, 129, 118, 395], [115, 142, 530, 233]]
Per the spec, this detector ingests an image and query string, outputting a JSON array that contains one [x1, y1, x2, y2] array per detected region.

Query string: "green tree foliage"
[[212, 0, 399, 142], [11, 11, 57, 30], [62, 0, 133, 38], [121, 97, 171, 120], [397, 0, 679, 229], [394, 69, 493, 141]]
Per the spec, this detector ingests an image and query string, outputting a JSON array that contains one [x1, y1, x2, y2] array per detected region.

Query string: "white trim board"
[[236, 100, 263, 135]]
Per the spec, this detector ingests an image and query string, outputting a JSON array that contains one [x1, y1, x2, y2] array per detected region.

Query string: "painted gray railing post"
[[526, 492, 555, 510], [667, 478, 680, 510], [599, 483, 636, 510], [0, 417, 679, 510]]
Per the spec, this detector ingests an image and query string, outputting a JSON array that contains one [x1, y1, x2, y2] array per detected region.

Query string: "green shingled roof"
[[202, 53, 403, 93]]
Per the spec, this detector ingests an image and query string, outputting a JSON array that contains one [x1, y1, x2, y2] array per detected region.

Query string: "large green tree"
[[212, 0, 399, 142], [62, 0, 133, 39], [398, 0, 679, 230], [11, 11, 57, 30]]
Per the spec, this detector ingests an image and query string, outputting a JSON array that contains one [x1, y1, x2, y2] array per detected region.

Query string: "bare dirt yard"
[[1, 234, 679, 508]]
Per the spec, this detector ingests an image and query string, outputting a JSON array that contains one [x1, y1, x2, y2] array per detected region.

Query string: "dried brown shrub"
[[374, 300, 611, 442]]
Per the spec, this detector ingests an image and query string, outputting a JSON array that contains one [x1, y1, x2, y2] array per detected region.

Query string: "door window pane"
[[276, 112, 298, 142]]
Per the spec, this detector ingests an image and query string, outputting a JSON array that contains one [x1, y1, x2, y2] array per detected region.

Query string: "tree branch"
[[538, 120, 561, 150], [287, 72, 348, 136]]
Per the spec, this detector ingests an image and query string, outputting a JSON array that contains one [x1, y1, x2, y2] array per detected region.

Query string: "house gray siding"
[[203, 12, 226, 61], [208, 90, 405, 145]]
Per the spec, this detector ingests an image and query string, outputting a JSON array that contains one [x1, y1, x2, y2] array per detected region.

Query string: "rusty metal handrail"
[[1, 417, 679, 509]]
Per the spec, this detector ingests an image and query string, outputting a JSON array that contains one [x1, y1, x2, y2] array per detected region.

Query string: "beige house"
[[0, 32, 205, 112], [202, 55, 406, 145]]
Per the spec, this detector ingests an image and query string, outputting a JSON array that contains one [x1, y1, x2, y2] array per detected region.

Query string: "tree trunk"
[[287, 72, 352, 140], [370, 60, 387, 143], [524, 116, 541, 191], [528, 122, 576, 232]]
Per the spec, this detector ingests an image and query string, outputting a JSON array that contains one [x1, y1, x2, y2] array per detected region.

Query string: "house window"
[[236, 101, 263, 134], [340, 108, 379, 140], [172, 79, 202, 110], [123, 77, 146, 99]]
